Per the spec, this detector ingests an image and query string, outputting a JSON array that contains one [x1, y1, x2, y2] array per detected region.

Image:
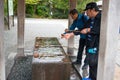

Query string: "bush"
[[26, 4, 35, 17], [52, 9, 68, 19], [35, 5, 49, 18]]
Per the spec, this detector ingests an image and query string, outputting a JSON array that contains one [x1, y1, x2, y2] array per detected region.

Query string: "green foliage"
[[4, 0, 8, 16], [36, 5, 49, 18], [52, 9, 68, 19], [25, 0, 40, 4], [13, 0, 17, 15], [52, 0, 68, 10], [11, 0, 99, 18], [35, 1, 49, 18], [26, 4, 35, 17], [51, 0, 69, 18]]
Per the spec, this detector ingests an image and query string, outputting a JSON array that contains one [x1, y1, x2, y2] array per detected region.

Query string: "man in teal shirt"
[[64, 9, 88, 67]]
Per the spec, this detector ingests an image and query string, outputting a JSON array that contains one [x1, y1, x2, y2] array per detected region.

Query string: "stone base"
[[32, 62, 71, 80]]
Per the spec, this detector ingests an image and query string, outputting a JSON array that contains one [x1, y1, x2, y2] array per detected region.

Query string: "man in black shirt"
[[80, 2, 101, 80]]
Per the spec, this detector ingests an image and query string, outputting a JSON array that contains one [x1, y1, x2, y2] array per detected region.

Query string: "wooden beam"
[[68, 0, 77, 54], [97, 0, 119, 80], [7, 0, 14, 30], [17, 0, 25, 57], [0, 0, 6, 80]]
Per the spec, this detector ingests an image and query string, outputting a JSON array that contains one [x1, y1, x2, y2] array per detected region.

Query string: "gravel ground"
[[7, 56, 32, 80]]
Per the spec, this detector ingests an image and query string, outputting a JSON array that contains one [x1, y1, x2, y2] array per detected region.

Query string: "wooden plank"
[[0, 0, 6, 80], [97, 0, 119, 80], [68, 0, 77, 54], [17, 0, 25, 57]]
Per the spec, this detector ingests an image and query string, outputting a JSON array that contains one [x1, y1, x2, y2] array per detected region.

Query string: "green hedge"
[[5, 0, 98, 19]]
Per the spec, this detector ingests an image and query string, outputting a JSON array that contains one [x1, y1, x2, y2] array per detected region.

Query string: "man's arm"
[[69, 20, 76, 30], [80, 28, 91, 34]]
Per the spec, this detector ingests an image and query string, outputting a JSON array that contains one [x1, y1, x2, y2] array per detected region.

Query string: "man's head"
[[69, 9, 78, 20], [84, 2, 99, 18]]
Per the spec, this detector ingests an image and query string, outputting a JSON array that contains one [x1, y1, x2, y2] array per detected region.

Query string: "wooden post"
[[68, 0, 77, 54], [97, 0, 119, 80], [0, 0, 6, 80], [7, 0, 14, 30], [16, 0, 25, 57]]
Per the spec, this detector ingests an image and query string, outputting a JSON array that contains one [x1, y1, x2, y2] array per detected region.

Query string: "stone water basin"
[[32, 37, 71, 80]]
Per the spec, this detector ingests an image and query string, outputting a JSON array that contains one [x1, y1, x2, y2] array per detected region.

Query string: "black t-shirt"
[[85, 12, 101, 53]]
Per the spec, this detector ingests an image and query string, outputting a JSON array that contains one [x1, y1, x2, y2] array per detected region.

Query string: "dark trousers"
[[86, 53, 98, 80], [89, 64, 97, 80], [76, 38, 87, 64]]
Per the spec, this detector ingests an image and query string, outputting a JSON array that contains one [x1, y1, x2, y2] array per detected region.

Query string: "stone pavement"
[[4, 18, 120, 80]]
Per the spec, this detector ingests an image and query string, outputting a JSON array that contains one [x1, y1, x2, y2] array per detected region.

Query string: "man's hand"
[[65, 28, 69, 32], [61, 33, 74, 39], [61, 34, 65, 38]]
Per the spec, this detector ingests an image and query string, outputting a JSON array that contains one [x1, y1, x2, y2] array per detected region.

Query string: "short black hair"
[[69, 9, 78, 15], [84, 2, 99, 11]]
